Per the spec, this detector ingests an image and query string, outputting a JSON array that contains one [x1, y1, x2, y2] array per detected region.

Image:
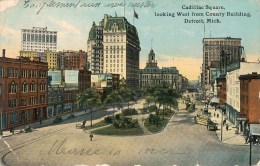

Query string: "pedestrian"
[[226, 124, 229, 131], [214, 113, 216, 117], [82, 119, 86, 128], [89, 133, 93, 141], [223, 119, 226, 126], [217, 114, 219, 118], [39, 119, 42, 125]]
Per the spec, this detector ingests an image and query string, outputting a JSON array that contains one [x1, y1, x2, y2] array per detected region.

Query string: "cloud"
[[49, 18, 87, 51], [0, 24, 20, 58], [246, 53, 260, 62], [0, 0, 19, 13], [0, 24, 19, 38]]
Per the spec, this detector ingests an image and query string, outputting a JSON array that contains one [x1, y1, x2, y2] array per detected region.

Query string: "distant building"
[[239, 72, 260, 132], [21, 27, 57, 52], [91, 73, 120, 100], [19, 50, 39, 61], [78, 69, 92, 91], [139, 49, 180, 89], [202, 37, 242, 91], [58, 50, 87, 70], [0, 49, 48, 129], [46, 49, 58, 70]]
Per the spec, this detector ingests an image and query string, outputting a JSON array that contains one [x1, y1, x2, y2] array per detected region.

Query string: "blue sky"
[[0, 0, 260, 80]]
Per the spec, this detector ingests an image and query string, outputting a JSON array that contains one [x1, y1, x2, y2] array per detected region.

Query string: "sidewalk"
[[207, 106, 246, 146], [1, 110, 89, 138]]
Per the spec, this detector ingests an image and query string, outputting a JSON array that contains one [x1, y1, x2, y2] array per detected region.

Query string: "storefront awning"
[[210, 97, 219, 103]]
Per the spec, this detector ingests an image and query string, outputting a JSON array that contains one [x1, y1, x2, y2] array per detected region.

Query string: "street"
[[0, 99, 259, 166]]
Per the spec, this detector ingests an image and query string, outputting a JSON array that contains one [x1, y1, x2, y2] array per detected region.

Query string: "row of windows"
[[22, 42, 57, 46], [5, 68, 48, 78], [9, 81, 47, 93], [23, 33, 57, 43]]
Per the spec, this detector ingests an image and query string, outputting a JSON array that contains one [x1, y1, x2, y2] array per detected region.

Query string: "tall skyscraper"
[[202, 37, 241, 91], [21, 27, 57, 52], [87, 14, 141, 88], [87, 22, 104, 74]]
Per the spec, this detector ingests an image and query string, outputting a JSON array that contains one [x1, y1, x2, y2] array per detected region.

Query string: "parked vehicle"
[[20, 125, 32, 133], [207, 120, 217, 131], [53, 116, 63, 123]]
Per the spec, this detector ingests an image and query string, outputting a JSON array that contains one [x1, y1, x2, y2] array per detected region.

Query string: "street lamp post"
[[221, 109, 223, 142], [249, 124, 252, 166]]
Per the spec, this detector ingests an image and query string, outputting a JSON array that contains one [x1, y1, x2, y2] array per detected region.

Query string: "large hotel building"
[[87, 14, 141, 88], [21, 27, 57, 52]]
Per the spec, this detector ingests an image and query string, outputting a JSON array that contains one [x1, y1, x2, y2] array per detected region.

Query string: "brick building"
[[58, 50, 87, 70], [239, 72, 260, 125], [78, 69, 92, 91], [0, 49, 48, 130], [216, 74, 227, 105]]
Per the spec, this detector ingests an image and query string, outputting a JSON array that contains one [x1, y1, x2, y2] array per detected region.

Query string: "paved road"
[[0, 105, 259, 166]]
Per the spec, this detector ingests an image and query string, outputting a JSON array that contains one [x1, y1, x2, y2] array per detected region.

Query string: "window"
[[46, 35, 49, 42], [42, 34, 45, 42], [40, 82, 46, 91], [30, 81, 36, 92], [9, 81, 18, 93], [10, 112, 19, 125], [53, 35, 57, 43], [29, 97, 37, 105], [21, 99, 27, 106], [50, 35, 53, 43], [27, 34, 30, 41], [0, 67, 3, 77], [39, 34, 41, 42], [22, 69, 27, 77], [35, 34, 38, 42], [8, 68, 18, 77], [23, 33, 26, 41], [40, 95, 45, 103], [31, 34, 34, 42], [22, 81, 27, 92], [8, 99, 17, 108]]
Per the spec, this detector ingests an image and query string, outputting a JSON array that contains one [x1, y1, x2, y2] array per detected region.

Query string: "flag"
[[134, 10, 138, 19]]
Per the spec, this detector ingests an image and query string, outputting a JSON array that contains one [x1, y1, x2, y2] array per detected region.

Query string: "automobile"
[[207, 120, 217, 131], [203, 108, 208, 114]]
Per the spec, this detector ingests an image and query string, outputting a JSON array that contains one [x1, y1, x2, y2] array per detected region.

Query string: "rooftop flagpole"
[[124, 0, 126, 17]]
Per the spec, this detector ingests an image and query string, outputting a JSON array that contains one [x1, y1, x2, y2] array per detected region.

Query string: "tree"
[[104, 90, 124, 116], [76, 90, 101, 128], [118, 87, 136, 111]]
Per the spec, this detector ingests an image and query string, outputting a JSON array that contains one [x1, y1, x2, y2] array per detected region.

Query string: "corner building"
[[0, 50, 48, 129], [87, 14, 141, 88]]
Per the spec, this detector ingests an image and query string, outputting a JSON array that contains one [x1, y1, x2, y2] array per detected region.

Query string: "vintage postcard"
[[0, 0, 260, 166]]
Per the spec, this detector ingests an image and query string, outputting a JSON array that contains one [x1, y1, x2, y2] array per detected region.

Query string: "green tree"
[[76, 90, 101, 128], [104, 90, 124, 116], [118, 87, 136, 111]]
